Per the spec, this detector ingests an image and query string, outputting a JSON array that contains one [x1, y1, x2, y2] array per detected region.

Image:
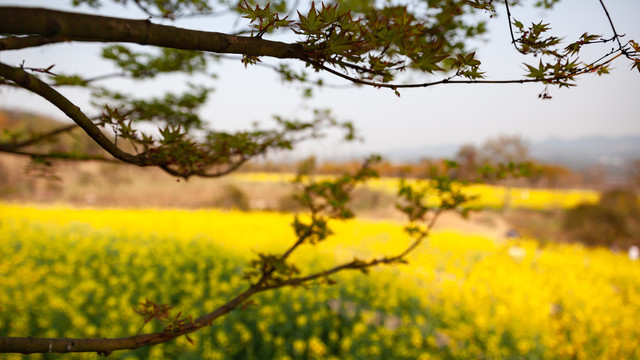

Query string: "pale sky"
[[0, 0, 638, 160]]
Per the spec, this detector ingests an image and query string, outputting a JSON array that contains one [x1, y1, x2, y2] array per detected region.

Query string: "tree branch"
[[305, 59, 541, 89], [0, 284, 261, 354], [1, 6, 628, 92], [0, 124, 78, 150], [0, 60, 344, 179], [0, 147, 120, 163], [0, 35, 67, 51], [158, 156, 248, 178], [261, 210, 442, 291], [504, 1, 527, 55], [0, 61, 148, 166], [50, 72, 128, 87], [0, 7, 303, 59], [597, 0, 624, 51], [305, 48, 627, 90]]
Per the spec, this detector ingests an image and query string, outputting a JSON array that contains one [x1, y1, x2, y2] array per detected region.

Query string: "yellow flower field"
[[234, 173, 600, 210], [1, 203, 639, 359]]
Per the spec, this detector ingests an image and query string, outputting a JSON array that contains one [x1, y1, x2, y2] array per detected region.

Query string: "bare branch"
[[159, 156, 248, 178], [0, 35, 67, 50], [597, 0, 624, 51], [305, 59, 540, 89], [0, 147, 120, 163], [215, 54, 353, 89], [131, 0, 157, 18], [0, 124, 77, 150], [50, 72, 127, 87], [504, 1, 527, 55], [130, 0, 231, 20]]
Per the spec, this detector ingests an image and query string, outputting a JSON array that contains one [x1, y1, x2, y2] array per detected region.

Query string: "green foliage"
[[631, 40, 640, 73], [50, 74, 89, 87], [74, 0, 213, 18], [509, 10, 629, 89], [236, 1, 496, 83], [102, 46, 209, 79], [59, 0, 638, 93], [239, 0, 294, 37], [296, 156, 317, 176], [513, 21, 562, 57], [397, 161, 476, 223], [294, 155, 381, 219], [89, 105, 354, 178], [134, 299, 174, 333], [94, 84, 210, 130], [477, 161, 538, 182], [244, 155, 382, 287]]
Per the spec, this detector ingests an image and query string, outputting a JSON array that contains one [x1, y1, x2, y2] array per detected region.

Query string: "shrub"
[[213, 184, 250, 211], [599, 188, 640, 217], [277, 192, 304, 213], [0, 158, 9, 187], [351, 187, 395, 211], [563, 188, 639, 247], [563, 204, 629, 247]]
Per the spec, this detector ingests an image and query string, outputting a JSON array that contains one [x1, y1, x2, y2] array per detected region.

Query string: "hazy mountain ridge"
[[390, 136, 640, 169], [530, 136, 640, 168]]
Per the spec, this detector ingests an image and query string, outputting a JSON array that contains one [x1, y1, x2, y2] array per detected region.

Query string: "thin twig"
[[0, 148, 120, 163], [504, 1, 526, 54], [261, 209, 442, 291], [597, 0, 624, 51], [131, 0, 230, 20], [305, 59, 550, 89], [0, 124, 78, 149]]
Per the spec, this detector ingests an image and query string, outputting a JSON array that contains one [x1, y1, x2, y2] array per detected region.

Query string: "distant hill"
[[389, 136, 640, 168], [530, 136, 640, 169]]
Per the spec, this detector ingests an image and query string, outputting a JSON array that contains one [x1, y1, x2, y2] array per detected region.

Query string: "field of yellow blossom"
[[2, 203, 639, 359], [234, 173, 599, 210]]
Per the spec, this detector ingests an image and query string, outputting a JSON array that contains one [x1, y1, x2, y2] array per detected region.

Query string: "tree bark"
[[0, 285, 259, 354], [0, 7, 303, 59]]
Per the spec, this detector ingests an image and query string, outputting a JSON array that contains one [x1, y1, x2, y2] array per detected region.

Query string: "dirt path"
[[359, 208, 512, 241], [431, 211, 511, 240]]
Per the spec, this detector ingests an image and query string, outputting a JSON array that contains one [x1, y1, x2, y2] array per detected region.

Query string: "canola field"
[[2, 204, 640, 359], [234, 173, 599, 210]]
